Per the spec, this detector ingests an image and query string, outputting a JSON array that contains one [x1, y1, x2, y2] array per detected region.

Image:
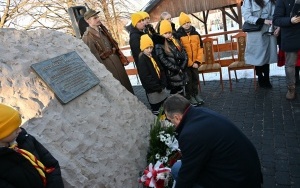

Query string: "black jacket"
[[0, 128, 64, 188], [155, 38, 188, 88], [137, 53, 167, 93], [273, 0, 300, 52], [175, 106, 263, 188], [129, 25, 145, 66]]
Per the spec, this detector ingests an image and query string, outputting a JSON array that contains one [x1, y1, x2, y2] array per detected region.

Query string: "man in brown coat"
[[82, 9, 134, 94]]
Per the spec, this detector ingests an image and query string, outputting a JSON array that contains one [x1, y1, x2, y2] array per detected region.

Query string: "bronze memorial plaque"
[[31, 51, 100, 104]]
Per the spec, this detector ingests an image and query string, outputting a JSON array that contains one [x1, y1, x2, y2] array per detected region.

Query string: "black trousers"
[[170, 86, 183, 95], [147, 96, 166, 115], [185, 67, 199, 98]]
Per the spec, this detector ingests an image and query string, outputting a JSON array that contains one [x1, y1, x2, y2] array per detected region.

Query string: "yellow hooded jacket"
[[177, 26, 204, 67]]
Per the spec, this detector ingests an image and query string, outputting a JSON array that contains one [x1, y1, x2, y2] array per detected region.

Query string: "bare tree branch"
[[0, 0, 145, 44]]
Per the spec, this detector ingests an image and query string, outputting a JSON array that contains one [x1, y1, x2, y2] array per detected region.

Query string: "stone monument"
[[0, 28, 154, 187]]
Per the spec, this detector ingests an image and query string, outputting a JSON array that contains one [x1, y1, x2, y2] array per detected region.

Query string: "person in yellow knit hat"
[[177, 12, 205, 105], [129, 13, 145, 68], [138, 34, 168, 115], [0, 104, 64, 188], [138, 11, 156, 36], [155, 12, 178, 39], [156, 20, 188, 96]]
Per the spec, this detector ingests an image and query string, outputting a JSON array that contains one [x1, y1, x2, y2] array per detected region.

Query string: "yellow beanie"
[[140, 34, 153, 51], [138, 11, 150, 19], [179, 12, 191, 26], [131, 13, 143, 27], [0, 104, 21, 140], [159, 20, 172, 35]]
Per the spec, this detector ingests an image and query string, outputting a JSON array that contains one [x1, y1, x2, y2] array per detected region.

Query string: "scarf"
[[170, 37, 181, 51], [149, 55, 161, 78], [10, 144, 55, 187]]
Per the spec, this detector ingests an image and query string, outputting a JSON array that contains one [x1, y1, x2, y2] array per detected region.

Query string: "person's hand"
[[291, 16, 300, 24], [274, 27, 280, 37], [192, 62, 199, 69], [264, 19, 272, 25]]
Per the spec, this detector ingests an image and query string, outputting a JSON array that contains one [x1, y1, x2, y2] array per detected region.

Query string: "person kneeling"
[[163, 95, 263, 188]]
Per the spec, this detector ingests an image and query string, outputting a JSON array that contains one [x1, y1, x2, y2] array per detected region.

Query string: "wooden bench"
[[211, 42, 237, 67]]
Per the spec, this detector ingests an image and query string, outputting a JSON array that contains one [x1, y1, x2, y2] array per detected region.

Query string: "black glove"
[[256, 18, 265, 25], [147, 24, 157, 35], [156, 88, 162, 93], [153, 86, 163, 93]]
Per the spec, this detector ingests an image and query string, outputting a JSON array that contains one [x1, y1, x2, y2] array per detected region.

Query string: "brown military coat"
[[82, 26, 134, 94]]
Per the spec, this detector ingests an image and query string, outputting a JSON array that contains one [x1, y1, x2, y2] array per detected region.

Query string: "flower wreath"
[[139, 108, 181, 188]]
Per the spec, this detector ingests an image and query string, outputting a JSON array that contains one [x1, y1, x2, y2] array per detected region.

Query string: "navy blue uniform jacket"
[[273, 0, 300, 52], [175, 106, 263, 188]]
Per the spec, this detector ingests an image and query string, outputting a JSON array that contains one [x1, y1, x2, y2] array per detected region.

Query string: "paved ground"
[[133, 76, 300, 188]]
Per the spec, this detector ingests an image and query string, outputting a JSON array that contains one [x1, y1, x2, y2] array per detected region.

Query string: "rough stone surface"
[[0, 28, 155, 187]]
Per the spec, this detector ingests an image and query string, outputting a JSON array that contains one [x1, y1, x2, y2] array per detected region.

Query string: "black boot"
[[258, 76, 264, 87], [262, 64, 272, 88], [255, 66, 264, 87], [263, 76, 272, 88], [296, 66, 300, 85]]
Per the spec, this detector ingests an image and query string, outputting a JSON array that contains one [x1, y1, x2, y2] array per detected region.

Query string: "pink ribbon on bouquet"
[[140, 161, 171, 188]]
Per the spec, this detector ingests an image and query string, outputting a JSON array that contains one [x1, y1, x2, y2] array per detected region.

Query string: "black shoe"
[[258, 76, 272, 88], [185, 95, 197, 106], [263, 77, 272, 88], [264, 82, 272, 88], [188, 96, 199, 106], [194, 95, 205, 105]]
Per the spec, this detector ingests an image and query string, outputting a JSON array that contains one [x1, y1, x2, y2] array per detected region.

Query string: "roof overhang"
[[142, 0, 242, 22]]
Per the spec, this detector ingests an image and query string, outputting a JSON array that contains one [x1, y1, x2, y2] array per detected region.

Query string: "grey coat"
[[242, 0, 278, 66]]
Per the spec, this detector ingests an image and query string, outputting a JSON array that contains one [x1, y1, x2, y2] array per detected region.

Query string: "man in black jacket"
[[273, 0, 300, 100], [0, 104, 64, 188], [163, 94, 263, 188]]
